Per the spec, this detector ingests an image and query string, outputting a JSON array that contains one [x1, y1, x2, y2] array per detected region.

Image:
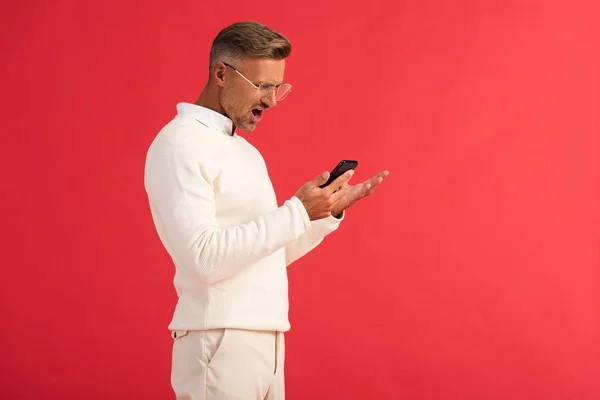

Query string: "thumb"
[[314, 171, 329, 187]]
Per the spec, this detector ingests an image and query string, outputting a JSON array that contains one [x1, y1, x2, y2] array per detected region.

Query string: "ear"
[[213, 62, 227, 87]]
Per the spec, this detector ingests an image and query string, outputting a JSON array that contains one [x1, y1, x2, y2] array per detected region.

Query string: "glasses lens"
[[275, 85, 291, 101]]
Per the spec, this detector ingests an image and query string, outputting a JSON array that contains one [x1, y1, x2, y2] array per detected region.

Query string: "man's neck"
[[194, 84, 236, 135], [195, 83, 221, 113]]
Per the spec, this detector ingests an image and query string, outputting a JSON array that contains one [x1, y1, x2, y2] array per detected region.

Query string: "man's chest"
[[211, 153, 278, 225]]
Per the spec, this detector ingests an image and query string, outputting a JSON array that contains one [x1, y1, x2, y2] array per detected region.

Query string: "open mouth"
[[251, 108, 263, 121]]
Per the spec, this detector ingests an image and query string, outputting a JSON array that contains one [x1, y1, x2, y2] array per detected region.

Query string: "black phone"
[[319, 160, 359, 188]]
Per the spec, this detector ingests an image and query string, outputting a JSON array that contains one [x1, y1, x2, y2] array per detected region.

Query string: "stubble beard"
[[221, 96, 257, 133]]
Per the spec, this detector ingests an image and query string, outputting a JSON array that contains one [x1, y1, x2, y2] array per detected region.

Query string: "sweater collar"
[[176, 102, 235, 136]]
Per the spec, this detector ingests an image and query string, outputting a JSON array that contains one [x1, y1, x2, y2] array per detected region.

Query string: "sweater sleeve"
[[145, 141, 312, 285], [285, 212, 344, 266]]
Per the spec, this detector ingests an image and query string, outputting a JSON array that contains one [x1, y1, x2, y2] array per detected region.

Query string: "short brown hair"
[[209, 21, 292, 74]]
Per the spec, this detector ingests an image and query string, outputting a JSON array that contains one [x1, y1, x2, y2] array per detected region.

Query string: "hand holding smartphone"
[[319, 160, 359, 188], [294, 159, 359, 220]]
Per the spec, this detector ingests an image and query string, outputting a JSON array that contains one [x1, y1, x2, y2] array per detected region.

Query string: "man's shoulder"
[[146, 115, 246, 182], [153, 115, 216, 146], [147, 115, 233, 160]]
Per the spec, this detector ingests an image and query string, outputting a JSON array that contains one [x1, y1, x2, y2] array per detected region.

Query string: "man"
[[144, 21, 388, 399]]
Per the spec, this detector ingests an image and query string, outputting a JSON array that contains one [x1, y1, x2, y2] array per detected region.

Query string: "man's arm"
[[145, 141, 312, 285], [285, 212, 344, 266], [283, 168, 391, 266]]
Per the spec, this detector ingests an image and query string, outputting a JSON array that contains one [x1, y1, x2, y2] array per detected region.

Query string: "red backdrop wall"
[[1, 0, 598, 399]]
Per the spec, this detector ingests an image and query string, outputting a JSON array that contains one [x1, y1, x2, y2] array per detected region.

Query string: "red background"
[[1, 0, 598, 399]]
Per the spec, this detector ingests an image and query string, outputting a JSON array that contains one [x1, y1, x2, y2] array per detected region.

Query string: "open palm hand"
[[331, 170, 389, 217]]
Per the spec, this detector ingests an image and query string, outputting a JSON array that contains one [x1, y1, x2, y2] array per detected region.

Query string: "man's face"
[[219, 58, 286, 132]]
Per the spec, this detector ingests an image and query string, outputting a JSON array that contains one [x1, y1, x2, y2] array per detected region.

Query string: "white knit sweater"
[[144, 103, 343, 332]]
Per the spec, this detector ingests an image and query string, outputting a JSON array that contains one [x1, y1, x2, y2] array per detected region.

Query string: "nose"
[[262, 90, 278, 108]]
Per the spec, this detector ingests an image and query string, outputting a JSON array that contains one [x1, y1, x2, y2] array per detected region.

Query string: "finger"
[[371, 171, 388, 183], [364, 173, 386, 193], [312, 171, 330, 188], [371, 176, 384, 188], [330, 181, 350, 200], [326, 170, 354, 194], [367, 171, 388, 186], [332, 187, 350, 204], [358, 183, 371, 197], [332, 181, 350, 194], [361, 180, 380, 197]]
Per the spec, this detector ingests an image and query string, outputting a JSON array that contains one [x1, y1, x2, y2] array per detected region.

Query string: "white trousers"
[[170, 328, 285, 400]]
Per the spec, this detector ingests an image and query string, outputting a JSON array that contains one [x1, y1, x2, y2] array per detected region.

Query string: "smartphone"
[[319, 160, 359, 188]]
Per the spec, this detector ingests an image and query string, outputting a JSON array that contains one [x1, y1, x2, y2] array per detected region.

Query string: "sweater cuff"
[[289, 196, 312, 233], [310, 212, 343, 238]]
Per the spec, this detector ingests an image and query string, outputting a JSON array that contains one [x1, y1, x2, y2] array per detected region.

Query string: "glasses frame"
[[222, 61, 292, 101]]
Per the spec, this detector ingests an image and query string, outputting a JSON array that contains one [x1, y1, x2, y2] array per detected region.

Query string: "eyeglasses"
[[222, 62, 292, 101]]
